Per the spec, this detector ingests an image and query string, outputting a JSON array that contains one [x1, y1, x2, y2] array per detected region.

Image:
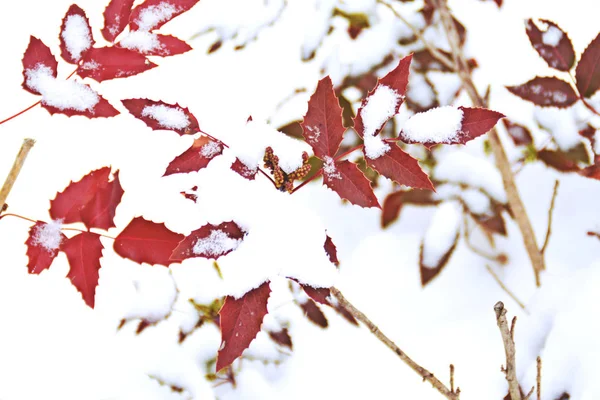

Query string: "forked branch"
[[0, 138, 35, 211], [494, 301, 522, 400]]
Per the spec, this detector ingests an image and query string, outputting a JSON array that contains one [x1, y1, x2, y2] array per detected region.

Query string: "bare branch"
[[541, 180, 560, 256], [485, 265, 527, 312], [0, 138, 35, 211], [494, 301, 521, 400], [537, 356, 542, 400], [524, 386, 535, 400], [330, 287, 459, 399]]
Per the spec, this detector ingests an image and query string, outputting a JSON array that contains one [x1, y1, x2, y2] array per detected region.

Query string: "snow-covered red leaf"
[[102, 0, 135, 42], [22, 36, 58, 95], [503, 119, 533, 146], [525, 19, 575, 71], [77, 47, 156, 82], [62, 232, 104, 308], [324, 234, 339, 267], [300, 76, 345, 159], [575, 32, 600, 98], [365, 143, 433, 190], [299, 299, 328, 328], [216, 281, 271, 371], [419, 202, 461, 286], [231, 158, 257, 180], [323, 160, 380, 208], [353, 55, 412, 138], [40, 87, 119, 119], [301, 284, 330, 305], [129, 0, 200, 31], [164, 137, 223, 176], [507, 77, 578, 108], [50, 167, 123, 229], [122, 98, 200, 135], [171, 221, 246, 261], [118, 32, 192, 56], [59, 5, 94, 64], [458, 107, 505, 142], [25, 221, 67, 274], [114, 217, 184, 266]]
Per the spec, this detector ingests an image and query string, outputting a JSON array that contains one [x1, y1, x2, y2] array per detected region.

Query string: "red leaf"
[[59, 5, 94, 64], [502, 119, 533, 146], [122, 98, 200, 135], [25, 221, 67, 274], [118, 33, 192, 56], [231, 158, 257, 180], [77, 47, 156, 82], [301, 76, 346, 159], [164, 137, 223, 176], [507, 77, 578, 108], [525, 19, 575, 71], [41, 92, 120, 119], [579, 158, 600, 180], [114, 217, 184, 266], [102, 0, 136, 42], [216, 281, 271, 371], [21, 36, 58, 95], [576, 32, 600, 98], [324, 234, 339, 267], [381, 191, 404, 228], [300, 283, 358, 326], [458, 106, 505, 142], [129, 0, 200, 31], [353, 55, 412, 137], [323, 160, 380, 208], [365, 143, 433, 189], [171, 221, 246, 261], [50, 167, 123, 229], [412, 48, 453, 73], [299, 299, 328, 328], [268, 328, 292, 350], [62, 232, 104, 308], [301, 284, 331, 305]]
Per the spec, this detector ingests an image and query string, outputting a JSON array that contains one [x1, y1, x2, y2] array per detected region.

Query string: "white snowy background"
[[1, 0, 600, 399]]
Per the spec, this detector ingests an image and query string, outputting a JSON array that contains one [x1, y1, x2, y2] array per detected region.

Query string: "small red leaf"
[[102, 0, 136, 42], [525, 19, 575, 71], [299, 299, 328, 328], [503, 119, 533, 146], [324, 234, 339, 267], [77, 47, 156, 82], [365, 144, 433, 189], [301, 76, 346, 159], [216, 281, 271, 371], [300, 283, 358, 326], [62, 232, 104, 308], [79, 170, 124, 230], [507, 77, 578, 108], [22, 36, 58, 95], [412, 49, 453, 72], [458, 106, 505, 142], [164, 137, 223, 176], [122, 98, 200, 135], [118, 33, 192, 56], [171, 221, 246, 261], [114, 217, 185, 266], [231, 158, 257, 180], [576, 32, 600, 98], [268, 328, 292, 350], [129, 0, 201, 31], [381, 191, 404, 228], [323, 160, 380, 208], [25, 221, 67, 274], [59, 5, 94, 64], [301, 284, 331, 305]]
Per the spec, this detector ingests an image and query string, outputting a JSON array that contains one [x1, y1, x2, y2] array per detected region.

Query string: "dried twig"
[[541, 180, 560, 256], [536, 356, 542, 400], [0, 138, 35, 211], [330, 287, 460, 399], [486, 265, 527, 312], [494, 301, 521, 400]]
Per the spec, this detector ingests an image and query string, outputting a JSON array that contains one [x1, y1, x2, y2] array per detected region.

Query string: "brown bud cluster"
[[263, 147, 311, 193]]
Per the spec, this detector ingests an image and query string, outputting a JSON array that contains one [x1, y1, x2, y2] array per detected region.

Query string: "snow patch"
[[119, 31, 161, 53], [136, 2, 179, 31], [542, 26, 563, 46], [361, 85, 400, 137], [141, 104, 190, 130], [421, 201, 461, 269], [402, 106, 464, 144], [33, 220, 64, 252], [535, 107, 582, 151], [200, 141, 221, 158], [193, 230, 242, 258], [323, 156, 341, 180], [61, 14, 92, 61]]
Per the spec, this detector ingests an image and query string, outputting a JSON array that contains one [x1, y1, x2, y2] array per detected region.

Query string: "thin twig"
[[485, 265, 527, 312], [434, 0, 545, 286], [330, 287, 459, 399], [0, 139, 35, 210], [450, 364, 455, 393], [494, 301, 521, 400], [536, 356, 542, 400], [524, 386, 535, 400], [541, 180, 559, 256]]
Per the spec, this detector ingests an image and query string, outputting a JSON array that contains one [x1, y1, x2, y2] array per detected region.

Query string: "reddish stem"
[[291, 169, 323, 194], [0, 212, 37, 223], [0, 213, 115, 239], [568, 71, 600, 117], [258, 168, 277, 186], [335, 144, 364, 162]]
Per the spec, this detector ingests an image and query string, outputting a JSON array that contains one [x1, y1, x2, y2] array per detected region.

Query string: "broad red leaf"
[[576, 32, 600, 98], [365, 143, 433, 190], [129, 0, 201, 31], [77, 47, 156, 82], [268, 328, 292, 350], [59, 5, 94, 64], [525, 19, 575, 71], [299, 299, 328, 328], [62, 232, 104, 308], [458, 106, 505, 142], [122, 98, 200, 135], [503, 119, 533, 146], [102, 0, 136, 42], [114, 217, 184, 266], [507, 77, 578, 108], [537, 149, 580, 172], [22, 36, 58, 95], [164, 137, 223, 176], [79, 171, 124, 230], [25, 221, 67, 274], [216, 281, 271, 371], [324, 235, 339, 267], [301, 76, 345, 159], [40, 91, 120, 119], [171, 221, 246, 261], [231, 158, 257, 180], [353, 55, 412, 137], [118, 33, 192, 56], [323, 160, 380, 208]]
